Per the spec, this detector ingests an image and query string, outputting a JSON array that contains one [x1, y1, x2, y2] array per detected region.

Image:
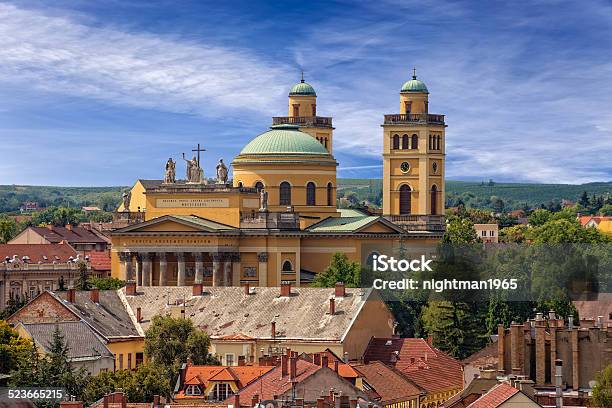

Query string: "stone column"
[[535, 317, 546, 385], [158, 252, 167, 286], [295, 251, 301, 287], [232, 254, 241, 287], [223, 255, 233, 287], [176, 252, 186, 286], [257, 252, 268, 287], [135, 255, 143, 287], [571, 326, 579, 390], [194, 253, 204, 284], [212, 253, 222, 287], [123, 252, 134, 282], [142, 253, 152, 287], [119, 252, 128, 281]]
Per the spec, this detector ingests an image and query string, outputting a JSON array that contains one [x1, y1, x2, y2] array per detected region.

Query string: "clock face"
[[400, 162, 410, 173]]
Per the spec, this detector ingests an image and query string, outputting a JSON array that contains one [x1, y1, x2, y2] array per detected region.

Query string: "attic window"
[[43, 256, 48, 260], [385, 340, 392, 346], [185, 385, 201, 396]]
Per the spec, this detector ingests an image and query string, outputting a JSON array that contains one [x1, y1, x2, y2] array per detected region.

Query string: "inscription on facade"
[[156, 198, 229, 208]]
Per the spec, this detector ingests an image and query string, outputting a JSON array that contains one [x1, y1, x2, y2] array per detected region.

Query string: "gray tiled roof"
[[123, 286, 373, 341], [21, 321, 113, 360], [53, 290, 142, 339]]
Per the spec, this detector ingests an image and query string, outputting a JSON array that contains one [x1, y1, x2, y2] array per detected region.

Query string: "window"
[[399, 185, 411, 215], [481, 230, 486, 237], [279, 182, 291, 205], [327, 183, 334, 206], [431, 185, 438, 215], [306, 182, 316, 205], [402, 134, 409, 149], [366, 252, 380, 269], [225, 354, 235, 366], [405, 101, 412, 113], [254, 181, 264, 191], [392, 134, 400, 150], [282, 260, 293, 272], [490, 230, 495, 237], [311, 104, 316, 116], [237, 181, 243, 188], [135, 352, 143, 367], [127, 353, 132, 370], [243, 267, 257, 278], [118, 354, 124, 370], [211, 383, 232, 401], [411, 134, 418, 150], [292, 104, 300, 116], [186, 385, 202, 396]]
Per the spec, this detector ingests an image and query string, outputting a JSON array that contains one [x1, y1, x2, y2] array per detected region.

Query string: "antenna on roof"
[[301, 70, 305, 83]]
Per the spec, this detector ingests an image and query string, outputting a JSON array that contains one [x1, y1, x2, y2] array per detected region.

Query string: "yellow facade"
[[107, 339, 146, 371]]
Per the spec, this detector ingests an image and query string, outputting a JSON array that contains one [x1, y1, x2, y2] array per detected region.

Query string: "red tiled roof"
[[235, 359, 322, 404], [467, 383, 518, 408], [363, 338, 463, 394], [175, 365, 274, 399], [352, 361, 423, 404], [0, 243, 77, 263], [85, 251, 111, 271], [29, 225, 107, 244]]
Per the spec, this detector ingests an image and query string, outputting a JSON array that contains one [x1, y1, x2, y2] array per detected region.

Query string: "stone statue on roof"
[[163, 158, 176, 184], [259, 189, 268, 212], [216, 158, 228, 184], [182, 154, 203, 183], [122, 191, 131, 212]]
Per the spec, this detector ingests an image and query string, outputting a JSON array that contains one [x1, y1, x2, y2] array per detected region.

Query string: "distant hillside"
[[1, 179, 610, 213]]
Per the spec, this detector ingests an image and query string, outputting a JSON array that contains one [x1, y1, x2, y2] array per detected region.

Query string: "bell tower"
[[273, 73, 334, 154], [382, 69, 445, 217]]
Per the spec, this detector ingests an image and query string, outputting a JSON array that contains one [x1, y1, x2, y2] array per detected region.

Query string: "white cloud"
[[0, 3, 290, 117]]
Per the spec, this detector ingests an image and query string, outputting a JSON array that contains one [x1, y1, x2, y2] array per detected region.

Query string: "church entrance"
[[399, 185, 411, 215]]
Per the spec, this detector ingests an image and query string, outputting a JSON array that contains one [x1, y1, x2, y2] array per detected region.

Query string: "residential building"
[[0, 243, 90, 308], [15, 320, 114, 374], [462, 342, 498, 386], [7, 289, 144, 371], [363, 338, 464, 408], [10, 224, 109, 252], [352, 361, 424, 408], [473, 224, 498, 243], [124, 282, 395, 361], [573, 292, 612, 326], [465, 382, 540, 408]]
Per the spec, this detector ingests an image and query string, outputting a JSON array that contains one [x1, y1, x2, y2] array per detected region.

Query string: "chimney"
[[322, 353, 329, 368], [295, 398, 304, 407], [568, 316, 574, 328], [119, 392, 126, 408], [343, 352, 349, 364], [535, 314, 546, 385], [59, 403, 84, 408], [329, 298, 336, 315], [333, 360, 339, 373], [231, 394, 240, 408], [90, 287, 99, 303], [252, 395, 259, 407], [136, 307, 142, 322], [271, 321, 276, 339], [153, 395, 160, 408], [597, 315, 603, 329], [243, 283, 250, 295], [555, 359, 563, 408], [281, 354, 289, 377], [349, 399, 357, 408], [289, 356, 297, 381], [280, 282, 291, 297], [67, 288, 75, 303], [192, 282, 203, 296], [103, 395, 109, 408], [286, 348, 292, 357], [125, 280, 136, 296], [317, 397, 325, 408], [314, 353, 321, 366], [335, 282, 345, 297]]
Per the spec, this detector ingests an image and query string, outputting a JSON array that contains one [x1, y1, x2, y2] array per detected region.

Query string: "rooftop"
[[27, 225, 108, 244], [352, 361, 423, 404], [289, 79, 316, 96], [467, 383, 519, 408], [236, 125, 331, 156], [176, 364, 275, 398], [0, 243, 77, 263]]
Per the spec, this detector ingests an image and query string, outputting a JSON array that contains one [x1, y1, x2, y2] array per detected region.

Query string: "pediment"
[[114, 215, 236, 234]]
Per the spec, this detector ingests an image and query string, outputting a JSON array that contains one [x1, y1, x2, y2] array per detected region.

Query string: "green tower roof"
[[401, 69, 429, 93], [289, 75, 317, 96], [238, 125, 329, 155]]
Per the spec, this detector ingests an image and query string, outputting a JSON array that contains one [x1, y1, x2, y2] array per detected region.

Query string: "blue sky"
[[1, 0, 611, 186]]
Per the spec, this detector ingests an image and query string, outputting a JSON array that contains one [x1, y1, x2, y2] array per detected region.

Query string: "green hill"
[[1, 179, 610, 213]]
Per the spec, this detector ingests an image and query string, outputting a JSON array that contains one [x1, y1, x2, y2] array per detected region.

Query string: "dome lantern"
[[400, 67, 429, 94]]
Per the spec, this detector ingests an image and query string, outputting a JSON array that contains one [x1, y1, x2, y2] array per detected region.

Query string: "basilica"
[[110, 72, 446, 287]]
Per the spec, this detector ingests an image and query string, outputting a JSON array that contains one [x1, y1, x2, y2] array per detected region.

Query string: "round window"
[[400, 162, 410, 173]]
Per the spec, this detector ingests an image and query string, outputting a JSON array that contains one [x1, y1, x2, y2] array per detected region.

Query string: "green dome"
[[401, 72, 429, 93], [289, 79, 317, 96], [239, 125, 329, 155]]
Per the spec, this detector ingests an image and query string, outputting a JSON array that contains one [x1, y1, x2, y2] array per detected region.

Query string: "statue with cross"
[[182, 143, 206, 184]]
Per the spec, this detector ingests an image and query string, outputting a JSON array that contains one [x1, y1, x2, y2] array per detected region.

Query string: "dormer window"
[[185, 385, 201, 396]]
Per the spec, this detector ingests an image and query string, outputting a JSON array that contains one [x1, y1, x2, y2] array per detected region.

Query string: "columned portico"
[[194, 253, 204, 284], [142, 253, 153, 286], [158, 252, 167, 286], [176, 252, 186, 286], [212, 253, 223, 287]]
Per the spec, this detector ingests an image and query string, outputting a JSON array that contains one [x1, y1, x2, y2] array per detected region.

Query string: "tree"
[[91, 277, 125, 290], [0, 320, 32, 374], [500, 225, 528, 243], [74, 262, 91, 291], [144, 315, 217, 382], [311, 253, 361, 288], [600, 204, 612, 216], [592, 364, 612, 408], [578, 191, 590, 208], [528, 209, 552, 226], [0, 216, 18, 243], [443, 218, 478, 244], [532, 219, 610, 244], [0, 293, 29, 319]]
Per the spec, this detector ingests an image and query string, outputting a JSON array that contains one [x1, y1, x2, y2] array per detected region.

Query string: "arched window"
[[392, 134, 400, 150], [431, 185, 438, 215], [327, 182, 334, 206], [401, 134, 409, 149], [399, 184, 411, 215], [254, 181, 264, 191], [282, 260, 293, 272], [436, 135, 441, 150], [366, 252, 380, 269], [411, 134, 418, 150], [237, 181, 243, 188], [306, 182, 316, 206], [279, 182, 291, 206]]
